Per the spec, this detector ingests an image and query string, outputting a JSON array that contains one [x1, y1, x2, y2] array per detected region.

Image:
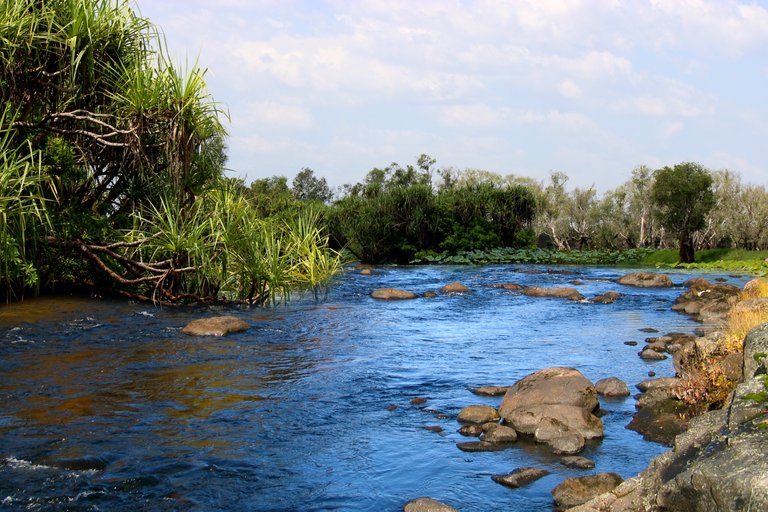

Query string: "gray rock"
[[535, 417, 586, 454], [595, 377, 630, 397], [480, 423, 518, 443], [560, 456, 596, 469], [491, 467, 550, 489], [743, 323, 768, 378], [181, 316, 250, 336], [403, 497, 458, 512], [552, 473, 623, 509]]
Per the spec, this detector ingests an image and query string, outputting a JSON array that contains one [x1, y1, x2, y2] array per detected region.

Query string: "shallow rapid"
[[0, 265, 749, 511]]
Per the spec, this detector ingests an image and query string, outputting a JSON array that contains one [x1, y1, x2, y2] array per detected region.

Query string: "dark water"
[[0, 265, 749, 511]]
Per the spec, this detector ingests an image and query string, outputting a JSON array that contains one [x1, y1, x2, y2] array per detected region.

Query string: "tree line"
[[240, 157, 766, 265]]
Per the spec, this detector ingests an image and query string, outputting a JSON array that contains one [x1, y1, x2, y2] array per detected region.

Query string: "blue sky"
[[135, 0, 768, 192]]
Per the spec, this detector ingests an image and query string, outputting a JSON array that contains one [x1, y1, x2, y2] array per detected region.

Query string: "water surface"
[[0, 265, 747, 511]]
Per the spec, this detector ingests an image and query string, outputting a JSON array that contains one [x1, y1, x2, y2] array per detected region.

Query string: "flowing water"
[[0, 265, 749, 511]]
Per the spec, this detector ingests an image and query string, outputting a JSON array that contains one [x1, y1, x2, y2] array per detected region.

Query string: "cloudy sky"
[[135, 0, 768, 191]]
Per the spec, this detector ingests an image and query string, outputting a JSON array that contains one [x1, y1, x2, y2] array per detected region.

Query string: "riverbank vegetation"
[[0, 0, 340, 304]]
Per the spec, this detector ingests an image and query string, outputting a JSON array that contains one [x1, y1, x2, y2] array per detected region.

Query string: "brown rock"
[[500, 367, 599, 415], [181, 316, 250, 336], [371, 288, 418, 300], [457, 405, 500, 424], [522, 286, 585, 301], [551, 473, 624, 509], [595, 377, 630, 397], [403, 497, 458, 512], [489, 283, 524, 290], [359, 268, 373, 275], [470, 386, 509, 396], [560, 456, 596, 469], [617, 272, 673, 288], [591, 291, 622, 304], [491, 467, 550, 489], [456, 441, 507, 452], [441, 282, 470, 294], [410, 397, 427, 405], [457, 424, 484, 437], [480, 423, 518, 443], [535, 417, 586, 454], [504, 404, 604, 439], [639, 348, 667, 360]]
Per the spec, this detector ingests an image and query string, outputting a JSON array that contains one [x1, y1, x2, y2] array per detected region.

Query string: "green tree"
[[292, 167, 332, 203], [651, 162, 715, 263]]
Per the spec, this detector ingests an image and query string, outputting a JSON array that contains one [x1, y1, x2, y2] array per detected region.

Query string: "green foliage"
[[651, 162, 715, 263], [411, 247, 654, 265]]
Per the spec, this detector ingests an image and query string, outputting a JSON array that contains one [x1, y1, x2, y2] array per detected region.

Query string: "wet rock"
[[591, 292, 622, 304], [441, 282, 470, 294], [623, 340, 638, 346], [560, 456, 596, 469], [551, 473, 623, 510], [456, 441, 508, 452], [457, 405, 500, 424], [505, 404, 603, 439], [673, 283, 741, 323], [595, 377, 630, 397], [570, 280, 585, 286], [683, 277, 711, 288], [457, 424, 484, 437], [639, 349, 667, 360], [424, 425, 443, 433], [359, 268, 373, 275], [422, 291, 438, 298], [181, 316, 250, 337], [489, 283, 524, 290], [371, 288, 418, 300], [627, 398, 690, 445], [403, 497, 458, 512], [643, 341, 667, 352], [51, 456, 109, 471], [410, 397, 428, 405], [617, 272, 673, 288], [639, 327, 659, 333], [522, 286, 585, 301], [535, 417, 586, 454], [491, 467, 550, 489], [480, 423, 518, 443], [469, 385, 509, 396]]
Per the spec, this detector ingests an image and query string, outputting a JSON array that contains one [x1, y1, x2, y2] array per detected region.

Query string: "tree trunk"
[[679, 234, 695, 263]]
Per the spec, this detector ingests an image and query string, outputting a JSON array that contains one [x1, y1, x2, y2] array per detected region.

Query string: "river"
[[0, 265, 749, 511]]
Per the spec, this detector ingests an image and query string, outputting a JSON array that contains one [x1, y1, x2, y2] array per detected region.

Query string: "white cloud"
[[238, 102, 314, 129], [558, 80, 582, 98]]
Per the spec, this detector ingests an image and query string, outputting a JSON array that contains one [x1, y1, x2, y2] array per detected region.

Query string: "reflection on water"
[[0, 266, 751, 511]]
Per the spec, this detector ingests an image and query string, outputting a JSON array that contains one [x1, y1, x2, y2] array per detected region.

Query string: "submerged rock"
[[181, 316, 250, 336], [591, 292, 622, 304], [492, 467, 550, 489], [560, 456, 596, 469], [470, 385, 509, 396]]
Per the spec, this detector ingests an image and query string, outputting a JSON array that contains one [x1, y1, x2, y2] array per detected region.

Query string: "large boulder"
[[552, 473, 624, 510], [500, 367, 599, 415], [522, 286, 585, 301], [181, 316, 250, 336], [534, 417, 586, 454], [617, 272, 673, 288], [371, 288, 418, 300], [505, 404, 604, 439]]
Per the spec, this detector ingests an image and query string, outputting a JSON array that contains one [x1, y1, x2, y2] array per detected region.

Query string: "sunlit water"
[[0, 265, 750, 511]]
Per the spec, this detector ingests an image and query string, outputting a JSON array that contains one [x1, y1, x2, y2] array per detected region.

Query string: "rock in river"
[[617, 272, 673, 288], [522, 286, 585, 301], [492, 467, 550, 489], [181, 316, 250, 336], [371, 288, 418, 300], [403, 497, 458, 512], [441, 282, 470, 294], [551, 473, 623, 510], [595, 377, 630, 397], [457, 405, 500, 424]]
